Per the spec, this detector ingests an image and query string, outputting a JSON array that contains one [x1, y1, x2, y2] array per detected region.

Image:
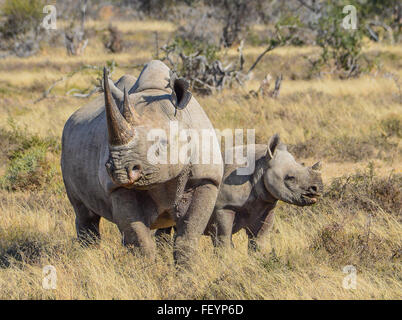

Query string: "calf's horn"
[[103, 67, 134, 146], [311, 161, 322, 171]]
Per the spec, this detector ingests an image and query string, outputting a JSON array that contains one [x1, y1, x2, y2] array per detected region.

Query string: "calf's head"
[[263, 134, 323, 206], [102, 68, 189, 189]]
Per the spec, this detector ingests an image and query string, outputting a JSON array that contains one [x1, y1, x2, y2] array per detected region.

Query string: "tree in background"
[[0, 0, 45, 57]]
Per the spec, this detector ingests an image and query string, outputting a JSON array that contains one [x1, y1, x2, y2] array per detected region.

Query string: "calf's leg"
[[207, 209, 235, 249], [246, 207, 275, 252]]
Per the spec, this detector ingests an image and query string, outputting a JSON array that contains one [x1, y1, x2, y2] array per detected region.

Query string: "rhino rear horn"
[[170, 73, 192, 110], [122, 86, 140, 125], [103, 67, 134, 146]]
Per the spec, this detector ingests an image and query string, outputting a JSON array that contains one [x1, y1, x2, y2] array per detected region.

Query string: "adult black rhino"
[[61, 60, 223, 266]]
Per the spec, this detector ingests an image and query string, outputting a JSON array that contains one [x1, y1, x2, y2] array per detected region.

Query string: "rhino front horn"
[[103, 67, 134, 146]]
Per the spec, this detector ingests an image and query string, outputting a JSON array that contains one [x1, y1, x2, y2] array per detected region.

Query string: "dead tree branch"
[[247, 42, 278, 75], [271, 74, 283, 98], [34, 64, 106, 104]]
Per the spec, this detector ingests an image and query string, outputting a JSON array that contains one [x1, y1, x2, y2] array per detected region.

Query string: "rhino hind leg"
[[72, 199, 101, 245]]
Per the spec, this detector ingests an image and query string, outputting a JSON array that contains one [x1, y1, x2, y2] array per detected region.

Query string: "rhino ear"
[[311, 161, 322, 171], [171, 77, 192, 110], [266, 133, 280, 160]]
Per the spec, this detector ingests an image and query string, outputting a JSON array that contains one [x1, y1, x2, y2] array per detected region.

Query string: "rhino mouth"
[[123, 170, 160, 190], [301, 193, 321, 204]]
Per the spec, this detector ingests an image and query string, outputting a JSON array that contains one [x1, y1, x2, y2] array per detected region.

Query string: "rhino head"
[[102, 67, 190, 189], [263, 134, 323, 206]]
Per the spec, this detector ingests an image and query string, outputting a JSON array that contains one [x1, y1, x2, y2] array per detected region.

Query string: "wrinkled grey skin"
[[157, 134, 323, 252], [61, 60, 223, 266]]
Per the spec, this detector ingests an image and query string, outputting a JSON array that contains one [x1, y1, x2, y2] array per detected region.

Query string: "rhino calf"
[[158, 134, 323, 251], [205, 134, 323, 251]]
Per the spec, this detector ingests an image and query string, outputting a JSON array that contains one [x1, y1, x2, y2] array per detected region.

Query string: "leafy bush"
[[204, 0, 267, 47], [312, 1, 368, 78], [0, 123, 61, 192], [169, 36, 220, 63], [0, 0, 44, 39]]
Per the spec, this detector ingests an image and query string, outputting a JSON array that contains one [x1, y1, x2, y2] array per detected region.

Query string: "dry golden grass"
[[0, 19, 401, 300], [0, 188, 400, 299]]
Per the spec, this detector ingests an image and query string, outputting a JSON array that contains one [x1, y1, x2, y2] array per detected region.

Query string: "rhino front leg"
[[111, 189, 156, 258], [174, 182, 219, 267], [70, 198, 101, 245], [207, 209, 235, 249], [246, 207, 275, 252]]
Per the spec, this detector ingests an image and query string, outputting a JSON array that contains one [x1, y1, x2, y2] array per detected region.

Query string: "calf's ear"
[[170, 72, 192, 110], [266, 133, 281, 160]]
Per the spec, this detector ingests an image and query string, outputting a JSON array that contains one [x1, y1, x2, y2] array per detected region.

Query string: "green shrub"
[[168, 36, 220, 64], [312, 1, 366, 78], [0, 123, 61, 192], [0, 0, 44, 39]]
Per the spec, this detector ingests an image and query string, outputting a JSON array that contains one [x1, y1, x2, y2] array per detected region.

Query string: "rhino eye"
[[285, 175, 296, 182]]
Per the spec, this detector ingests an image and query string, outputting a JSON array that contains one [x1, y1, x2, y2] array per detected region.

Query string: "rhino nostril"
[[309, 185, 318, 193], [127, 165, 141, 183]]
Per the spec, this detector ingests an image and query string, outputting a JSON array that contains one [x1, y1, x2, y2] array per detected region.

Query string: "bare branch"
[[247, 42, 278, 75]]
